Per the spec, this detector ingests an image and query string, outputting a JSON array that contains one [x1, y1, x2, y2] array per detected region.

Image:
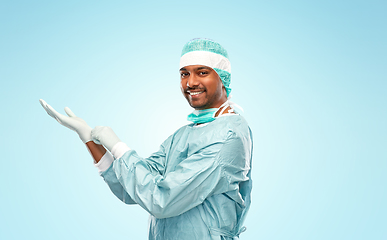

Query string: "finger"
[[91, 126, 101, 138], [39, 99, 47, 108], [91, 127, 102, 144], [39, 99, 50, 112], [45, 103, 66, 122], [64, 107, 76, 117], [39, 99, 57, 119], [92, 138, 101, 145]]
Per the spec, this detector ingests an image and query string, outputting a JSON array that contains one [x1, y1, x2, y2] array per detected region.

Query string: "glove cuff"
[[111, 142, 131, 159], [94, 151, 114, 173]]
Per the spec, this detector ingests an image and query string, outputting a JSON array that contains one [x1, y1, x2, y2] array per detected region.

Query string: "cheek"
[[212, 81, 225, 99], [211, 79, 223, 93], [180, 80, 184, 89], [180, 81, 186, 94]]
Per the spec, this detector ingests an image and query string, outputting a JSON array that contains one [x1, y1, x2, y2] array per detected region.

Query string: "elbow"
[[124, 199, 137, 205], [147, 204, 186, 219], [150, 210, 179, 219], [148, 206, 174, 219], [151, 212, 170, 219]]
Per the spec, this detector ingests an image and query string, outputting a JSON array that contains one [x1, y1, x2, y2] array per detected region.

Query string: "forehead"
[[179, 65, 213, 72]]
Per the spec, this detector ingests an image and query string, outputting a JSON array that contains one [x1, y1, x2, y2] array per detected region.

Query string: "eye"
[[198, 71, 209, 76], [180, 72, 189, 78]]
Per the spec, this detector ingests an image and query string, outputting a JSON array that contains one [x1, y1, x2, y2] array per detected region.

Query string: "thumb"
[[64, 107, 76, 117]]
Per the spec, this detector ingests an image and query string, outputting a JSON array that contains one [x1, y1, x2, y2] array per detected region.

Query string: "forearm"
[[94, 142, 136, 204], [86, 141, 107, 163]]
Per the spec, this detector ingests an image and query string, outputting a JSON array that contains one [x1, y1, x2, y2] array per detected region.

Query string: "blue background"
[[1, 0, 386, 239]]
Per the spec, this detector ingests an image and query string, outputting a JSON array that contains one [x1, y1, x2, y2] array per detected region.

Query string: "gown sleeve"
[[102, 128, 251, 219], [100, 135, 171, 205]]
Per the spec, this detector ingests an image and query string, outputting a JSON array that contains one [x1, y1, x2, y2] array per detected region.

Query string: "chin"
[[189, 101, 205, 109]]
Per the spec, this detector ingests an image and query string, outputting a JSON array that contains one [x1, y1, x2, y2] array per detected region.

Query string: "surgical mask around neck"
[[187, 108, 218, 124], [187, 101, 230, 124]]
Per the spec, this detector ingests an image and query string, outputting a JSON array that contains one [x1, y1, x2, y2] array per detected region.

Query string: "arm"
[[87, 141, 137, 205], [87, 121, 250, 213], [85, 141, 138, 204], [107, 131, 251, 218], [98, 136, 170, 205]]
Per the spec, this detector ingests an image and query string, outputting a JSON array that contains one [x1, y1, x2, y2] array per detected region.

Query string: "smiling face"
[[180, 65, 227, 110]]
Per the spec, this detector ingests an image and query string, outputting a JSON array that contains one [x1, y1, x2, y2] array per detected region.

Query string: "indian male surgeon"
[[40, 38, 253, 240]]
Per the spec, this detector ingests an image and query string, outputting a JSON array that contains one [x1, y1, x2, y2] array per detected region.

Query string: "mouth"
[[186, 88, 205, 97], [188, 91, 204, 96]]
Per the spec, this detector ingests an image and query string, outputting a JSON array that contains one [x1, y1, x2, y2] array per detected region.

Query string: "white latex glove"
[[91, 126, 121, 152], [39, 99, 92, 143]]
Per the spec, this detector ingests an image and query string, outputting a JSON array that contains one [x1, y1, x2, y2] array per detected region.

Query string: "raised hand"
[[39, 99, 92, 143]]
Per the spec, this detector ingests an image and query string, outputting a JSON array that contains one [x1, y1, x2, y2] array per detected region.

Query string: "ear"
[[222, 86, 227, 96]]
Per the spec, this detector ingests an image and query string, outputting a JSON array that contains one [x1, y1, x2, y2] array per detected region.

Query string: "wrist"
[[86, 141, 107, 162]]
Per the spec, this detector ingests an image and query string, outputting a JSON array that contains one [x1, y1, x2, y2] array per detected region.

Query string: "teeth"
[[189, 91, 203, 96]]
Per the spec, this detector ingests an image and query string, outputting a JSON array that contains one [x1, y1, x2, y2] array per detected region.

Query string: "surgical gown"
[[101, 115, 253, 240]]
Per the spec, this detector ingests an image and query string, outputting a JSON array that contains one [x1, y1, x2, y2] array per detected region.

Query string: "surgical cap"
[[180, 38, 232, 97]]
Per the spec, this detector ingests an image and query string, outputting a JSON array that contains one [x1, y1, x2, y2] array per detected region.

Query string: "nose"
[[187, 73, 199, 88]]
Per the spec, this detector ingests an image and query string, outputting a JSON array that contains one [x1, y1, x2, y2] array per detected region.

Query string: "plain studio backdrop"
[[0, 1, 385, 239]]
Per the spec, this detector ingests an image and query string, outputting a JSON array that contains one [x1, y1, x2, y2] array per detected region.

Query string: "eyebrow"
[[196, 66, 212, 71], [179, 66, 212, 72]]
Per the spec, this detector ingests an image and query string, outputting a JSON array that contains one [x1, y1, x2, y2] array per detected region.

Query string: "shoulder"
[[215, 114, 251, 139], [214, 115, 253, 166]]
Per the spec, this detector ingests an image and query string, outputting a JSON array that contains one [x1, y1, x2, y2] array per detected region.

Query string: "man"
[[40, 38, 253, 240]]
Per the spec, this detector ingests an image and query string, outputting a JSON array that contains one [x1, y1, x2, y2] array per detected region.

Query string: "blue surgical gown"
[[101, 115, 253, 240]]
